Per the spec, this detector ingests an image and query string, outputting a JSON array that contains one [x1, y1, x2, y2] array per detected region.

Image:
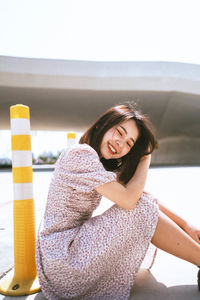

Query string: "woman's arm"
[[158, 202, 187, 229], [158, 201, 200, 244], [96, 155, 151, 210]]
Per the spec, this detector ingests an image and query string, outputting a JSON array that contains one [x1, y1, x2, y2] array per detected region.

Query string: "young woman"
[[36, 102, 200, 300]]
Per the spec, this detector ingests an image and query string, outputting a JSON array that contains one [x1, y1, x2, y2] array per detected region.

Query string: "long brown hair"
[[79, 102, 156, 185]]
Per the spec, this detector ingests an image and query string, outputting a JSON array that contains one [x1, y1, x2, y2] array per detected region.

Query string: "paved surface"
[[0, 167, 200, 299]]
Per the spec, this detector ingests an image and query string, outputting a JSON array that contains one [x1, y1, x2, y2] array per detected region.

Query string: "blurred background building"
[[0, 0, 200, 166], [0, 56, 200, 166]]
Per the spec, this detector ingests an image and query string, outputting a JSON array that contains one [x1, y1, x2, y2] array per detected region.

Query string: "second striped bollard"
[[67, 132, 76, 148]]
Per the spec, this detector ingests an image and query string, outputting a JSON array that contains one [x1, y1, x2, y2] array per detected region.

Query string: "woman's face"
[[100, 119, 139, 159]]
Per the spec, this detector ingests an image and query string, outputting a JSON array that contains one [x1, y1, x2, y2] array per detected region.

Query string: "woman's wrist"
[[139, 154, 151, 165]]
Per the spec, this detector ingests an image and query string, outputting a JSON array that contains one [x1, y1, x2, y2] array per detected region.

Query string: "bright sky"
[[0, 0, 200, 158], [0, 0, 200, 63]]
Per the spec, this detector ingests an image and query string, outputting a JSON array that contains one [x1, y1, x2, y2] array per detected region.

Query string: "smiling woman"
[[80, 102, 156, 184], [35, 102, 159, 300], [35, 101, 200, 300]]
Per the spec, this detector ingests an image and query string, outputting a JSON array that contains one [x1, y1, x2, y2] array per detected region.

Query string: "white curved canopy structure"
[[0, 56, 200, 165]]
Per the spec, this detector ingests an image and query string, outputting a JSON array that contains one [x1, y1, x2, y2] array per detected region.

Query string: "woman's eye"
[[117, 128, 122, 136], [127, 142, 131, 148]]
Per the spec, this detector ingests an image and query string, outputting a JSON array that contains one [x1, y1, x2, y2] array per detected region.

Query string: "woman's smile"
[[100, 119, 139, 159], [108, 142, 118, 155]]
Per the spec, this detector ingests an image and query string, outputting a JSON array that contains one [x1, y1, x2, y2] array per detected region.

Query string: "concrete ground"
[[0, 166, 200, 299]]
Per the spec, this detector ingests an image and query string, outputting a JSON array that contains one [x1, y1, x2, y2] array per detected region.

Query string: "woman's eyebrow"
[[119, 125, 135, 144]]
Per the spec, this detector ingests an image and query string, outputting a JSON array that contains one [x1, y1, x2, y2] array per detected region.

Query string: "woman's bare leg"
[[151, 211, 200, 266]]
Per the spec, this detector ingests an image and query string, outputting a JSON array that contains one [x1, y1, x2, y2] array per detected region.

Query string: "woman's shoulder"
[[55, 143, 103, 174], [56, 143, 98, 165], [55, 143, 117, 182], [67, 143, 98, 157]]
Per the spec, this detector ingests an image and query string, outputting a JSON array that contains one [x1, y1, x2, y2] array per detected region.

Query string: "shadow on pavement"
[[130, 269, 199, 300], [0, 269, 199, 299]]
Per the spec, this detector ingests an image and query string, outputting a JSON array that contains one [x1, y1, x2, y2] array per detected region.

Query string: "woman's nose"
[[115, 139, 123, 148]]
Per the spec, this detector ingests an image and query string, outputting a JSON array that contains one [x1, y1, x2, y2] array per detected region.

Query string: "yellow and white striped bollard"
[[0, 104, 40, 296]]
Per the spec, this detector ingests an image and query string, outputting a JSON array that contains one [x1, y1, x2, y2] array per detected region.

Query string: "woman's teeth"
[[108, 143, 117, 154]]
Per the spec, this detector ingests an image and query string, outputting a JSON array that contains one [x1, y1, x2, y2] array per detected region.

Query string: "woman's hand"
[[140, 153, 151, 162], [182, 222, 200, 244], [140, 144, 152, 162]]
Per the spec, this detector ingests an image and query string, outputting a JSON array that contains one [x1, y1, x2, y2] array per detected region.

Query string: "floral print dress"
[[36, 143, 159, 300]]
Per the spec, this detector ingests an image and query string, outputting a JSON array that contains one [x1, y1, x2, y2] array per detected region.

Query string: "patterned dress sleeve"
[[56, 144, 117, 193]]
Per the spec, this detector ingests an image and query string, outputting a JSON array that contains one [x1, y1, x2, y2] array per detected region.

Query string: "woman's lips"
[[107, 142, 117, 155]]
